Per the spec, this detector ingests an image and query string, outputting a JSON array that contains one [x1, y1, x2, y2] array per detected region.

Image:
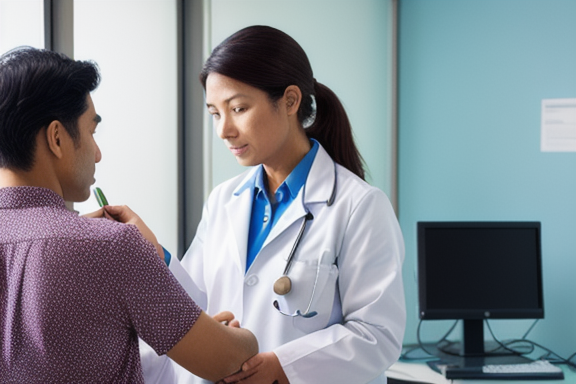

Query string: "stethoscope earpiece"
[[273, 275, 292, 295]]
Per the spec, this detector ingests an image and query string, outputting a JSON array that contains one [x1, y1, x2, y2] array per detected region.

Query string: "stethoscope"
[[272, 162, 337, 318]]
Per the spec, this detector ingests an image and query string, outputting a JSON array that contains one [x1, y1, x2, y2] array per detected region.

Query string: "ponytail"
[[306, 80, 365, 180]]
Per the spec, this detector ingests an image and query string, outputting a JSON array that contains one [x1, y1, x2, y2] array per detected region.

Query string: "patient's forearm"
[[167, 311, 259, 381]]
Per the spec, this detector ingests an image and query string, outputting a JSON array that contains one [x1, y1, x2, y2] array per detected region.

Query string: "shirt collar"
[[0, 186, 67, 210], [234, 139, 320, 198], [283, 139, 319, 199]]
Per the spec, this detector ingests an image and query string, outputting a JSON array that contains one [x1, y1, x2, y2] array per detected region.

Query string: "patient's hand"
[[102, 205, 165, 260]]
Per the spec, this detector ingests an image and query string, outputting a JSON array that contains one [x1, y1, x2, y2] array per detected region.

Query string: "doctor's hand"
[[102, 205, 165, 260], [216, 352, 289, 384], [212, 311, 241, 328], [81, 207, 114, 220]]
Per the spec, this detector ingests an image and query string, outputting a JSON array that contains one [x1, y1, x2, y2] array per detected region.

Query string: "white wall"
[[73, 0, 179, 255], [0, 0, 44, 52], [206, 0, 396, 198]]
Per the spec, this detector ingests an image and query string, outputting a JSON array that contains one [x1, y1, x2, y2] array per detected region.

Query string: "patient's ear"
[[45, 120, 64, 159]]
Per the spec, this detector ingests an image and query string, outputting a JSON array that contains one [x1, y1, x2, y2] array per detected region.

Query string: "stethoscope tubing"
[[281, 162, 337, 277], [282, 211, 314, 276]]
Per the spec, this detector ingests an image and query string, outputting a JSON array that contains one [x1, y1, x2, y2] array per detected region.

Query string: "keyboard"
[[442, 359, 564, 380], [482, 360, 564, 378]]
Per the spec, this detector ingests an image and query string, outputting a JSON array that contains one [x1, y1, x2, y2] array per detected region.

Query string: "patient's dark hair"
[[200, 25, 365, 180], [0, 47, 100, 171]]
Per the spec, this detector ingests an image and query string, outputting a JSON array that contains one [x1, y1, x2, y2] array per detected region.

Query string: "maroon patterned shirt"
[[0, 187, 201, 383]]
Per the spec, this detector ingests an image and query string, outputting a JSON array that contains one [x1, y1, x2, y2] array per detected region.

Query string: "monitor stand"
[[446, 319, 485, 356], [425, 319, 533, 371]]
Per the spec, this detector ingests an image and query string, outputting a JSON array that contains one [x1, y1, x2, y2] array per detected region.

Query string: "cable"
[[566, 351, 576, 367], [485, 319, 576, 369], [413, 318, 440, 358], [405, 318, 576, 369], [521, 319, 540, 339], [401, 318, 459, 360], [484, 320, 533, 356]]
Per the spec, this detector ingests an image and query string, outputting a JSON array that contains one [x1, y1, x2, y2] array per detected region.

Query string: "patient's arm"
[[167, 311, 258, 382]]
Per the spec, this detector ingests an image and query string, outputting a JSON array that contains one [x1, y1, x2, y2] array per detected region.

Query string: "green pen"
[[93, 187, 109, 207]]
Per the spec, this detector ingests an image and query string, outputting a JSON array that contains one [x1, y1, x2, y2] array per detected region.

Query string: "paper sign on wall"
[[541, 98, 576, 152]]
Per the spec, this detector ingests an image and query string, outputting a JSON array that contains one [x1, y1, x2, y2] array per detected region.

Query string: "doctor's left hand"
[[216, 352, 289, 384], [212, 311, 240, 328]]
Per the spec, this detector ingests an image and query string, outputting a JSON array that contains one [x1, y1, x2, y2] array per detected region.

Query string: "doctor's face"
[[205, 73, 294, 169]]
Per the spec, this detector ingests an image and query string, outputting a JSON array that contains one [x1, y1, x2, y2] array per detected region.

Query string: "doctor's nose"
[[216, 115, 238, 140]]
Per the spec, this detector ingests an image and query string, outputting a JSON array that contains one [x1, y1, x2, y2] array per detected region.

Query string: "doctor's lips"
[[229, 144, 248, 156]]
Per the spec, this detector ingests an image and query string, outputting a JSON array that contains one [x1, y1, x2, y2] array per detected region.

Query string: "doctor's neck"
[[263, 136, 311, 194]]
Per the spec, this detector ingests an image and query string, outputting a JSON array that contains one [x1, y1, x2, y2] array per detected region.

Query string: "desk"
[[386, 361, 576, 384]]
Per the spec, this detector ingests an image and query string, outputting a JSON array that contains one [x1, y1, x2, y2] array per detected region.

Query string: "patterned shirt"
[[0, 186, 201, 383]]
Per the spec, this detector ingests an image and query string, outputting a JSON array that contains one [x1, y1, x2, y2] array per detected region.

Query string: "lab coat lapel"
[[303, 144, 336, 205], [225, 170, 257, 274], [264, 193, 307, 248], [262, 144, 336, 248]]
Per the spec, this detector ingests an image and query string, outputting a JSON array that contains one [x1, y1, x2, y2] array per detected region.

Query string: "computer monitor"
[[417, 221, 544, 357]]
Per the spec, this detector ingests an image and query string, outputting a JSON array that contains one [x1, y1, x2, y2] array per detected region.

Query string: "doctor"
[[162, 25, 407, 384]]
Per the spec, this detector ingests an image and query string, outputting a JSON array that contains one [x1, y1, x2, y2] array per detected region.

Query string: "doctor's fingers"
[[103, 204, 141, 224], [81, 207, 105, 219], [220, 352, 288, 384], [228, 319, 240, 328], [217, 368, 255, 383], [212, 311, 237, 326], [219, 354, 261, 383]]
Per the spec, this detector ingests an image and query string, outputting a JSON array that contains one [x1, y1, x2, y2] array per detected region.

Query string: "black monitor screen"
[[418, 222, 544, 321]]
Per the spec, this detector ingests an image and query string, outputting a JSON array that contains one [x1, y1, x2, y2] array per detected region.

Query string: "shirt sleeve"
[[107, 225, 202, 355]]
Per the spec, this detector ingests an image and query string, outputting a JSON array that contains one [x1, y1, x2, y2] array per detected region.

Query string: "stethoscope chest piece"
[[273, 275, 292, 295]]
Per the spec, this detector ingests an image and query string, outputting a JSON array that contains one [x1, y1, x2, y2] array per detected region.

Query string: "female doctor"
[[162, 25, 407, 384]]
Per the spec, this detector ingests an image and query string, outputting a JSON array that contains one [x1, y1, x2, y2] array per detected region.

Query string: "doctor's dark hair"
[[199, 25, 365, 180], [0, 46, 100, 171]]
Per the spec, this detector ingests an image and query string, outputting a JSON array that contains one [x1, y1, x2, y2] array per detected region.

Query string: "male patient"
[[0, 47, 257, 383]]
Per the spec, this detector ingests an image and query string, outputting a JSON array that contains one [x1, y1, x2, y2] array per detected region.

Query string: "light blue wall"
[[398, 0, 576, 358]]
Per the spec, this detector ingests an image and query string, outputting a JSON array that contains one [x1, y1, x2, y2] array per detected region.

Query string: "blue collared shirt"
[[244, 139, 319, 271]]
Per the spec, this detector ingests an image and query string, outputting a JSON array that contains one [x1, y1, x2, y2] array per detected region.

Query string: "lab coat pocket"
[[274, 250, 339, 333]]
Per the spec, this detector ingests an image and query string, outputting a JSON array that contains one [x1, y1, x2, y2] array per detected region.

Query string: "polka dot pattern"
[[0, 187, 201, 383]]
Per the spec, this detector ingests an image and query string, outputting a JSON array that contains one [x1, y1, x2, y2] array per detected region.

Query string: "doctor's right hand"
[[103, 205, 165, 260], [216, 352, 289, 384]]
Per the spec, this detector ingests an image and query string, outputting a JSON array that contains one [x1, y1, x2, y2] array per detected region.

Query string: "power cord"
[[402, 318, 575, 369], [400, 318, 458, 360]]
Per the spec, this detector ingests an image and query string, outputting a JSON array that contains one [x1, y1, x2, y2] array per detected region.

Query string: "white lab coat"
[[143, 144, 406, 384]]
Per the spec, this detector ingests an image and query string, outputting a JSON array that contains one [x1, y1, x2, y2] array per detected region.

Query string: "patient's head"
[[0, 47, 100, 171]]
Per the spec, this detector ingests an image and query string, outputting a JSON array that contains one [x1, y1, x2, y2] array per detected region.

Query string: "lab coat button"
[[245, 275, 259, 286]]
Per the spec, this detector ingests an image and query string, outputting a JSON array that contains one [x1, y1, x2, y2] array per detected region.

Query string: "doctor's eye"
[[232, 107, 246, 113]]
